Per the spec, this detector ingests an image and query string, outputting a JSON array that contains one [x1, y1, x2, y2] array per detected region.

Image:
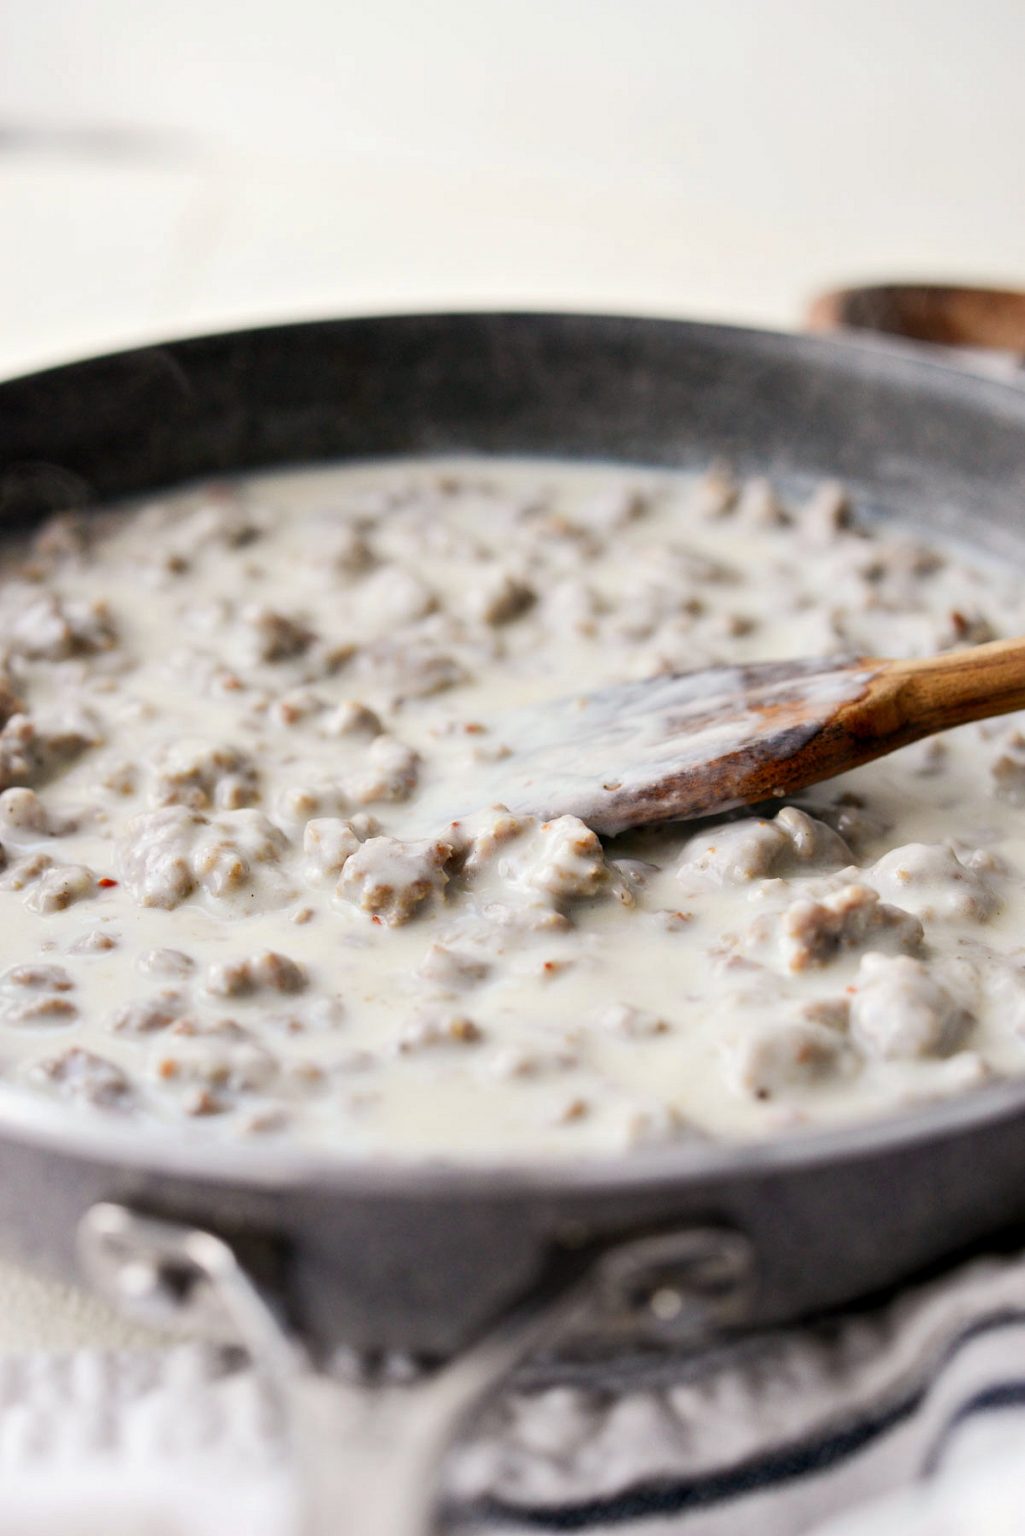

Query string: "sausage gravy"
[[0, 459, 1021, 1159]]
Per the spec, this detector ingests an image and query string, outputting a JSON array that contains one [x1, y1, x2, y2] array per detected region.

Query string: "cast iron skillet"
[[1, 313, 1025, 1529]]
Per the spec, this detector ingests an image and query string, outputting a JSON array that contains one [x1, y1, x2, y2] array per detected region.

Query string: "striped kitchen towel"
[[454, 1243, 1025, 1534], [1, 1243, 1025, 1533]]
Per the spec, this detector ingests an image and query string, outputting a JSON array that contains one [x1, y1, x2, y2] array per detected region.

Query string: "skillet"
[[1, 311, 1025, 1532]]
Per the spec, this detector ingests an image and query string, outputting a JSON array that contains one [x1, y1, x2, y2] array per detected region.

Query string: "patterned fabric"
[[453, 1247, 1025, 1533]]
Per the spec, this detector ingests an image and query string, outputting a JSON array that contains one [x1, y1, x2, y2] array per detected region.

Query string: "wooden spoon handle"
[[853, 637, 1025, 741], [808, 284, 1025, 354]]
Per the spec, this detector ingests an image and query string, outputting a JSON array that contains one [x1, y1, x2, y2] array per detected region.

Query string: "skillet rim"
[[3, 306, 1025, 428], [2, 307, 1025, 1203]]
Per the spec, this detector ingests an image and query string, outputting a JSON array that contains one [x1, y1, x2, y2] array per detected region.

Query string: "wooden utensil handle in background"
[[807, 283, 1025, 356]]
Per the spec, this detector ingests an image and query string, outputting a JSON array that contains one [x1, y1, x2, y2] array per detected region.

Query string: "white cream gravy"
[[0, 459, 1020, 1160]]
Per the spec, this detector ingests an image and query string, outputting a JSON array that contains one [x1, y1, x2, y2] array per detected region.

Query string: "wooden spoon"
[[807, 283, 1025, 355], [473, 640, 1025, 835]]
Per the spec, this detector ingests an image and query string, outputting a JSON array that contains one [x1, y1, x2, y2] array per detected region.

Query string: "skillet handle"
[[77, 1203, 753, 1536]]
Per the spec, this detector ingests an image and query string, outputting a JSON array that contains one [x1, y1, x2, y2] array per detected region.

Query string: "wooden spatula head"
[[480, 656, 881, 834], [415, 637, 1025, 836]]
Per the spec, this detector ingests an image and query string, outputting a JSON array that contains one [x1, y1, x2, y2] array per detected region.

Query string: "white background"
[[1, 0, 1024, 378]]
